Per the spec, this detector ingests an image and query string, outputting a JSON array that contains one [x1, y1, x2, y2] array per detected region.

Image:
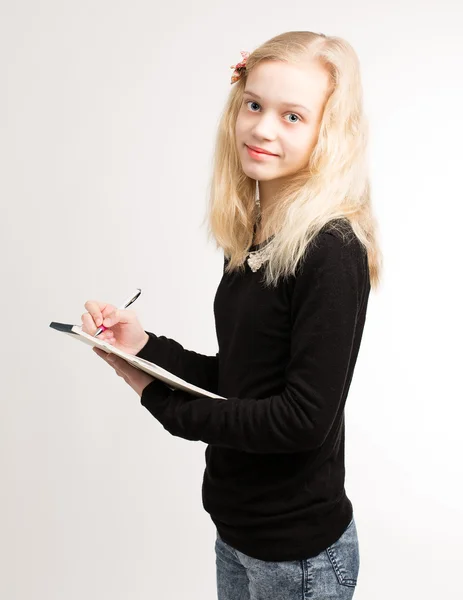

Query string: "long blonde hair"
[[203, 31, 383, 290]]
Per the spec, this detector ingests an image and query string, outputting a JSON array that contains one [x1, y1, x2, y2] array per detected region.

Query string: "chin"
[[241, 164, 277, 181]]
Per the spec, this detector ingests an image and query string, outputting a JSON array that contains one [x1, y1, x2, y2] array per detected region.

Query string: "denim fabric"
[[215, 517, 359, 600]]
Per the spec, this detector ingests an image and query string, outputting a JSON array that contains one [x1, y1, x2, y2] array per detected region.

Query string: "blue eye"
[[244, 100, 301, 123]]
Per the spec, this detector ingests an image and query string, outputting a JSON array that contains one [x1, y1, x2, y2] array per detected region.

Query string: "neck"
[[253, 212, 273, 245], [257, 178, 285, 214]]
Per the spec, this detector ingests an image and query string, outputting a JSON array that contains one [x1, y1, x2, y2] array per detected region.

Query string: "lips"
[[246, 144, 278, 156]]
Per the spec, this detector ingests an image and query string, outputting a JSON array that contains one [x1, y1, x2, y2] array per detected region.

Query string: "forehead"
[[245, 59, 330, 107]]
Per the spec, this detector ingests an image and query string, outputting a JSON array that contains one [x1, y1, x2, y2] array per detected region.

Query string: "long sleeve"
[[140, 232, 369, 454], [136, 332, 219, 394]]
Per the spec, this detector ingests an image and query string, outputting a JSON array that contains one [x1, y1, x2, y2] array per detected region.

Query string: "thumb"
[[103, 309, 137, 327]]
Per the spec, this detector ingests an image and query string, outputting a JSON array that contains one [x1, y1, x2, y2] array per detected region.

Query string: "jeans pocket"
[[325, 517, 359, 587]]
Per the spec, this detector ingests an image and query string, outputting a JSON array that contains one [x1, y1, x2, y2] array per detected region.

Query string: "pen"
[[93, 288, 142, 337]]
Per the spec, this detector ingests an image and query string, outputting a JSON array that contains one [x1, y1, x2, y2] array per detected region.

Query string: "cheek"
[[292, 129, 317, 158], [235, 117, 245, 141]]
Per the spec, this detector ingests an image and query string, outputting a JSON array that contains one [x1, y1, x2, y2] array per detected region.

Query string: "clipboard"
[[49, 322, 225, 400]]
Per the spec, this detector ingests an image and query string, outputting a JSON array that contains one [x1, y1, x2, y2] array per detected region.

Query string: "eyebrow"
[[243, 90, 312, 115]]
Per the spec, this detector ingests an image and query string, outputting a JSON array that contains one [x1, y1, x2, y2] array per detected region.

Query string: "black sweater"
[[136, 220, 371, 561]]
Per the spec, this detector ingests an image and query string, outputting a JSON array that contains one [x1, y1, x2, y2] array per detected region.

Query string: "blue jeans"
[[215, 517, 359, 600]]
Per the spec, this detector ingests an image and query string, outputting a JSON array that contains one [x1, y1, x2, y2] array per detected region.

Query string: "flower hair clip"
[[230, 50, 250, 84]]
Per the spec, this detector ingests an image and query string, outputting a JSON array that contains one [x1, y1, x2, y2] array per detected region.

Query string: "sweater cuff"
[[135, 332, 161, 362], [140, 377, 171, 408]]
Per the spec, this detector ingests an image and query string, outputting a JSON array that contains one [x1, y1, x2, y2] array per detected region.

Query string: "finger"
[[101, 310, 119, 328], [93, 347, 109, 358], [92, 350, 132, 386], [103, 356, 126, 378], [96, 329, 115, 341], [84, 301, 117, 328], [105, 354, 130, 377], [82, 317, 114, 340], [83, 301, 104, 328], [93, 348, 117, 366], [82, 312, 98, 335], [102, 308, 136, 328], [93, 350, 120, 374]]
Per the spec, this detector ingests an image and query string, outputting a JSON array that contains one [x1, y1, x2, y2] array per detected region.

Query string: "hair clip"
[[230, 51, 250, 84]]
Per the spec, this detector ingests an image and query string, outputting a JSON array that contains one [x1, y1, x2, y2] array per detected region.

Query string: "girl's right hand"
[[81, 300, 149, 356]]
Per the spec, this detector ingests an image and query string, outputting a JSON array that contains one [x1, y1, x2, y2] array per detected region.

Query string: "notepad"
[[49, 322, 225, 400]]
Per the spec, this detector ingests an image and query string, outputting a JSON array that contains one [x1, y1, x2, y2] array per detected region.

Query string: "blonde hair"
[[203, 30, 383, 290]]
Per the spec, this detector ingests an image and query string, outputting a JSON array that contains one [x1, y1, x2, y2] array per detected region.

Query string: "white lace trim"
[[246, 239, 275, 272]]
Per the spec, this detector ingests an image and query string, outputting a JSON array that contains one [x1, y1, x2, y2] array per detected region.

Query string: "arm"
[[136, 333, 219, 394], [139, 233, 369, 453], [134, 256, 227, 393]]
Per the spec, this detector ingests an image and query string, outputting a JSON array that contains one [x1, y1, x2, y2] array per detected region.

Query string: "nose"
[[251, 111, 278, 141]]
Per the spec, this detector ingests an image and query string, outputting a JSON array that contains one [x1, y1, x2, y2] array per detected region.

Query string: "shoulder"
[[297, 219, 367, 284], [307, 218, 364, 258], [318, 218, 363, 252], [289, 221, 369, 316]]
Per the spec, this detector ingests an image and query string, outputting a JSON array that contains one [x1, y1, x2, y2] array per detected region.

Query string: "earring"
[[255, 180, 261, 228]]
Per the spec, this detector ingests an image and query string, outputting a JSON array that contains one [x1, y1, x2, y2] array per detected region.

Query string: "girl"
[[87, 30, 382, 600]]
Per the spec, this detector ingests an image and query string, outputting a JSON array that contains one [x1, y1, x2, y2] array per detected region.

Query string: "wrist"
[[134, 332, 150, 355]]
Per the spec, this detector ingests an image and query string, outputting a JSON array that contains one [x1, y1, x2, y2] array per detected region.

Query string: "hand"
[[93, 347, 155, 397], [82, 300, 149, 355]]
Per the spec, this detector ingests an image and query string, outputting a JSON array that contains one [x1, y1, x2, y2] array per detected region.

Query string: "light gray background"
[[2, 1, 462, 598]]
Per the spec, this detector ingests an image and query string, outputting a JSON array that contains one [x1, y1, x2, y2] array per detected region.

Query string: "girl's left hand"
[[93, 347, 155, 397]]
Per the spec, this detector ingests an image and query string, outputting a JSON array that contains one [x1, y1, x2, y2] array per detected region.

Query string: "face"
[[235, 59, 331, 202]]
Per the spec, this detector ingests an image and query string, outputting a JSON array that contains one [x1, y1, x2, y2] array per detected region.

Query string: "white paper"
[[59, 324, 226, 400]]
